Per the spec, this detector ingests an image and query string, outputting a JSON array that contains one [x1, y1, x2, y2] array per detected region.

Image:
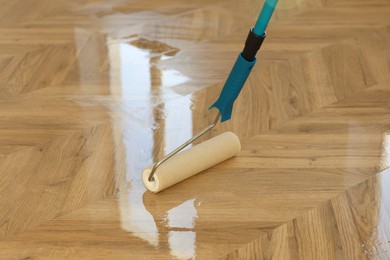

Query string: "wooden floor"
[[0, 0, 389, 259]]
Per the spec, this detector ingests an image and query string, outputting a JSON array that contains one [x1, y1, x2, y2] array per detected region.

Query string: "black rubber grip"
[[241, 29, 266, 62]]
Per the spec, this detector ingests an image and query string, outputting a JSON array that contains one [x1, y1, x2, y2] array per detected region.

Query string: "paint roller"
[[143, 0, 279, 193]]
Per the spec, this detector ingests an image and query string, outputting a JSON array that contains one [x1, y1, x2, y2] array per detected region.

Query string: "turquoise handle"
[[253, 0, 278, 36], [209, 0, 278, 122], [209, 53, 256, 122]]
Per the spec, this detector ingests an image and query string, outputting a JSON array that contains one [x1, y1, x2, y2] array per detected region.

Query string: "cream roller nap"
[[142, 132, 241, 193]]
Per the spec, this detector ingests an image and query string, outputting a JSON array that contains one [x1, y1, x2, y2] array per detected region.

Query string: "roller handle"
[[209, 0, 278, 122], [209, 30, 266, 122]]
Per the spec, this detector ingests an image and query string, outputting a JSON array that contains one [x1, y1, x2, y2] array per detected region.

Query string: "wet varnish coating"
[[0, 0, 389, 259]]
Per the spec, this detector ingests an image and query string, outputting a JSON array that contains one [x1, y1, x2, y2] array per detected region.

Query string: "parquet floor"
[[0, 0, 389, 259]]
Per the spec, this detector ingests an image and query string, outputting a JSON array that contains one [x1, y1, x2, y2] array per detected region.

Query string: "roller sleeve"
[[142, 132, 241, 193]]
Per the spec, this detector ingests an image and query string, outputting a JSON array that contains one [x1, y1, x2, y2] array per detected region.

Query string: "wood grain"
[[0, 0, 389, 259], [228, 168, 390, 259]]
